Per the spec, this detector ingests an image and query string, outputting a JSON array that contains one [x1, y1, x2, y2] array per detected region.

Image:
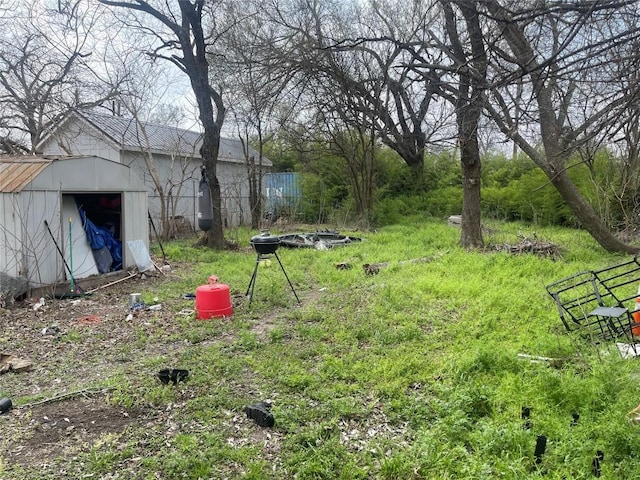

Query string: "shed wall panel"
[[18, 190, 63, 287], [122, 190, 149, 269], [0, 193, 23, 279]]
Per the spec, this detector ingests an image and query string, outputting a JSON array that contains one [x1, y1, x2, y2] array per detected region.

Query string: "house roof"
[[73, 112, 270, 165], [0, 156, 53, 193]]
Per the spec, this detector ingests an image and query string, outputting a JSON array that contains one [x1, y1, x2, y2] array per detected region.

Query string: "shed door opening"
[[63, 193, 123, 275]]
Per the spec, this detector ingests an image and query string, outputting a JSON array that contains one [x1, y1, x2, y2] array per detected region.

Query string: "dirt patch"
[[0, 266, 201, 398], [0, 266, 198, 472], [2, 395, 140, 467]]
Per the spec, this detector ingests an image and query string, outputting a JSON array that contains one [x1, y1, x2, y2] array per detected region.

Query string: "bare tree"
[[322, 116, 376, 226], [220, 11, 298, 228], [0, 1, 116, 153], [259, 0, 450, 183], [99, 0, 226, 249], [482, 0, 640, 253], [108, 50, 200, 241]]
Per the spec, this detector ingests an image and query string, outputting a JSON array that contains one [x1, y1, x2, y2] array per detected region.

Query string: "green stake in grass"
[[68, 217, 75, 293]]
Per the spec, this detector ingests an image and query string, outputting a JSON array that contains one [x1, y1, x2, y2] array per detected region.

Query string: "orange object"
[[195, 276, 233, 319], [633, 284, 640, 336], [76, 315, 101, 325]]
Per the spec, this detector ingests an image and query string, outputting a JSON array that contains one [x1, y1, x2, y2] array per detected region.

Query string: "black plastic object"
[[250, 233, 281, 254], [521, 406, 531, 430], [593, 450, 604, 477], [245, 401, 274, 427], [0, 397, 12, 414], [534, 435, 547, 465], [571, 412, 580, 426], [198, 171, 212, 232], [157, 369, 189, 385]]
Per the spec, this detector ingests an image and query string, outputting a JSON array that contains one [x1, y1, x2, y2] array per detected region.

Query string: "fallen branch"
[[19, 386, 115, 408], [517, 353, 567, 368], [85, 272, 138, 294], [335, 262, 353, 270]]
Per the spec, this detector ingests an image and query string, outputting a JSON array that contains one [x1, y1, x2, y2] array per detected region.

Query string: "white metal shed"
[[0, 155, 148, 290]]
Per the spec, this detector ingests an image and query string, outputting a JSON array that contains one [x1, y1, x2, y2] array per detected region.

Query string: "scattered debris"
[[32, 297, 46, 311], [534, 434, 547, 466], [517, 353, 567, 368], [627, 404, 640, 423], [131, 302, 146, 311], [448, 215, 462, 227], [521, 406, 531, 430], [571, 413, 580, 426], [41, 325, 61, 335], [363, 263, 383, 275], [85, 271, 139, 294], [488, 232, 561, 260], [593, 450, 604, 477], [278, 231, 362, 249], [336, 262, 353, 270], [617, 343, 640, 359], [363, 256, 436, 276], [0, 397, 12, 414], [0, 353, 33, 374], [245, 401, 274, 427], [129, 293, 142, 307], [157, 369, 189, 385], [75, 315, 101, 326]]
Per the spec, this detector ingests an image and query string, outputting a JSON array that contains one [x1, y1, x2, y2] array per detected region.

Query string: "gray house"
[[0, 155, 148, 291], [36, 111, 272, 232]]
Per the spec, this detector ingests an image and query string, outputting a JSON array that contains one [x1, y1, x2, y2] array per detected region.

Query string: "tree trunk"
[[444, 1, 486, 248], [200, 126, 225, 249], [460, 144, 484, 248], [248, 155, 261, 229]]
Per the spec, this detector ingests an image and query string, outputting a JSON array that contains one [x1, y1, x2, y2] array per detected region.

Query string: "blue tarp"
[[78, 207, 122, 271]]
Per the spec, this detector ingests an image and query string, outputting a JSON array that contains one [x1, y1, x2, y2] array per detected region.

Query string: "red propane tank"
[[195, 275, 233, 319]]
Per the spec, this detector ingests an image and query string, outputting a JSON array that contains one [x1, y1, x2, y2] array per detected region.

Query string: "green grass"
[[5, 218, 640, 479]]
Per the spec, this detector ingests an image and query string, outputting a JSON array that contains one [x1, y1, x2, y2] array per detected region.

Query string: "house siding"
[[127, 152, 261, 229], [40, 116, 121, 163]]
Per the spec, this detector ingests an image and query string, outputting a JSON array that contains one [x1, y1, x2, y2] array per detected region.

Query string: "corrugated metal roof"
[[81, 112, 270, 164], [0, 157, 52, 193]]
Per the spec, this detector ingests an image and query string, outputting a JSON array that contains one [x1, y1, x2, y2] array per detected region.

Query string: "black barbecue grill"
[[250, 233, 281, 254], [246, 232, 300, 305]]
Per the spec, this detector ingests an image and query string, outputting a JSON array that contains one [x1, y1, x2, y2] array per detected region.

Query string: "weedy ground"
[[2, 218, 640, 479]]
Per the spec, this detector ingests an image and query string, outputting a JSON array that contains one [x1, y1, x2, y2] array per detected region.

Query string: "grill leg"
[[274, 251, 300, 303], [246, 254, 261, 305]]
